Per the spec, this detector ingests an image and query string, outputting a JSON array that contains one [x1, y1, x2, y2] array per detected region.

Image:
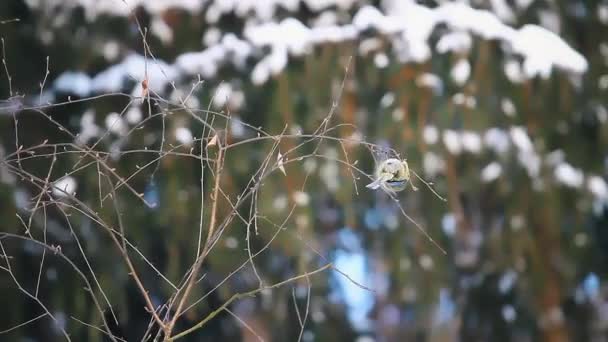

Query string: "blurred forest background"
[[1, 0, 608, 341]]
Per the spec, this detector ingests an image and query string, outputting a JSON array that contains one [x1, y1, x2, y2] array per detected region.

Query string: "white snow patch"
[[293, 191, 310, 206], [105, 112, 128, 136], [416, 73, 443, 94], [423, 125, 439, 145], [461, 131, 482, 154], [212, 83, 233, 109], [510, 25, 588, 79], [481, 162, 502, 183], [504, 60, 525, 83], [77, 110, 101, 145], [451, 59, 471, 86], [443, 130, 462, 155], [174, 127, 194, 145], [442, 213, 456, 237], [587, 176, 608, 200], [53, 176, 77, 197], [484, 128, 510, 155], [501, 98, 516, 117], [126, 107, 143, 125], [54, 72, 91, 97], [423, 152, 445, 178], [510, 126, 533, 153], [151, 17, 173, 44], [554, 162, 584, 188], [436, 31, 472, 54]]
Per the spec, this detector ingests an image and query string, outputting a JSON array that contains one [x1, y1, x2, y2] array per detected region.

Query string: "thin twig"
[[0, 313, 48, 334], [168, 263, 333, 341], [224, 308, 265, 342]]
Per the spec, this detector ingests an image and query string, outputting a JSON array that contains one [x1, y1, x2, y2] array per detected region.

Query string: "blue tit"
[[366, 158, 415, 193]]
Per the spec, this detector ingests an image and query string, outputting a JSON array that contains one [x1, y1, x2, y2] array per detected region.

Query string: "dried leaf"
[[208, 134, 218, 146], [141, 78, 149, 98]]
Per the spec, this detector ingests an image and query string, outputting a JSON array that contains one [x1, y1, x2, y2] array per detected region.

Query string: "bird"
[[366, 158, 417, 193]]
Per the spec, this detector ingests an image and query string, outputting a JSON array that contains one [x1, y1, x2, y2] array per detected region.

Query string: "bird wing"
[[366, 172, 393, 190]]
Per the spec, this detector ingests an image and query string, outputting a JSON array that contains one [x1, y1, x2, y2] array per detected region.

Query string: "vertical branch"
[[39, 56, 50, 103], [1, 37, 12, 96], [167, 140, 224, 336], [34, 205, 48, 298], [196, 134, 207, 258], [95, 171, 168, 331]]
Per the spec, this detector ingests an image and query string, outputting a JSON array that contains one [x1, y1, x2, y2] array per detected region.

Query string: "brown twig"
[[166, 140, 224, 337]]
